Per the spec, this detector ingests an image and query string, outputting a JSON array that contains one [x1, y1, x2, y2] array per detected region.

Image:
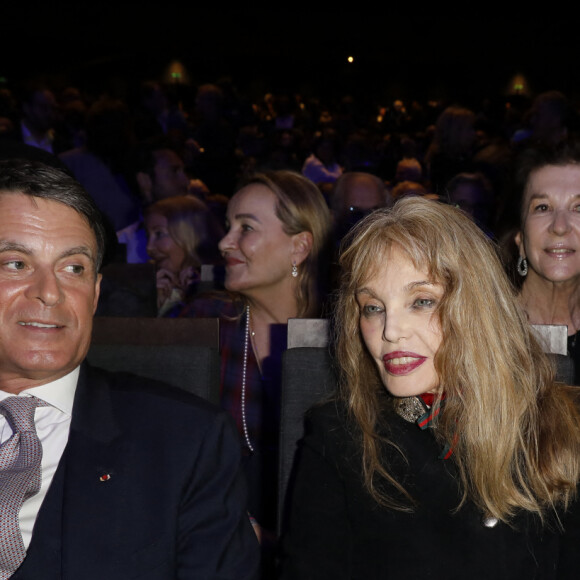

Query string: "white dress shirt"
[[0, 367, 78, 549]]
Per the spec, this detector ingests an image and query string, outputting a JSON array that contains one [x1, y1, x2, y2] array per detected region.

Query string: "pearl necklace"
[[242, 305, 254, 452]]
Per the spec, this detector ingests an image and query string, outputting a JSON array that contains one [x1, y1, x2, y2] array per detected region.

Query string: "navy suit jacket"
[[13, 364, 259, 579]]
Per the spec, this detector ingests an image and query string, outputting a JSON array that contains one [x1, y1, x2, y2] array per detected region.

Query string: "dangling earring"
[[517, 256, 528, 277], [291, 262, 298, 278]]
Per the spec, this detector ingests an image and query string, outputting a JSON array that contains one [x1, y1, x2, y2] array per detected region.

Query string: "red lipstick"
[[383, 351, 427, 375]]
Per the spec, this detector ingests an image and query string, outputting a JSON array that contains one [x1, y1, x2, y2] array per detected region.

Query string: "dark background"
[[2, 5, 577, 106]]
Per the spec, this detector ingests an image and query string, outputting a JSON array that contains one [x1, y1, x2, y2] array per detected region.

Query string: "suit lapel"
[[15, 364, 123, 579], [59, 364, 128, 577], [69, 363, 121, 443]]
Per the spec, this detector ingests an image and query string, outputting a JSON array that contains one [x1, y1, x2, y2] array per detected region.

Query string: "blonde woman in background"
[[145, 194, 223, 315], [177, 170, 332, 541]]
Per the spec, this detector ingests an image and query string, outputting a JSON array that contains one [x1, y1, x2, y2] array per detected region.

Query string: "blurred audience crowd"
[[3, 75, 580, 575], [2, 78, 576, 253]]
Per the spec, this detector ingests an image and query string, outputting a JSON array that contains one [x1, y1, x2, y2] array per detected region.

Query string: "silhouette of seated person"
[[59, 97, 141, 232], [13, 83, 71, 155], [117, 140, 191, 264], [132, 80, 189, 142], [302, 128, 343, 186], [425, 105, 478, 195], [330, 171, 391, 245], [445, 172, 496, 237], [512, 90, 574, 149], [188, 83, 238, 195]]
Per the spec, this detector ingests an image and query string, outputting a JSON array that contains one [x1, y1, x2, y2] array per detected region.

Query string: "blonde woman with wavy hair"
[[176, 170, 332, 540], [280, 196, 580, 580]]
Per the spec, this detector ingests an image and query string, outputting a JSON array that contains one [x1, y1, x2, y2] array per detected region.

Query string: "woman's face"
[[516, 164, 580, 286], [356, 246, 443, 397], [218, 184, 297, 299], [145, 212, 186, 274]]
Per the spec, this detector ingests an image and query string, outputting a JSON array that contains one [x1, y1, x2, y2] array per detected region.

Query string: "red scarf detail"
[[420, 392, 445, 407]]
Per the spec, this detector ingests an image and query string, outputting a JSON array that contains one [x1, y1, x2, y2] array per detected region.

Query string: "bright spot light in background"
[[347, 56, 354, 63], [506, 73, 530, 96], [163, 60, 190, 84]]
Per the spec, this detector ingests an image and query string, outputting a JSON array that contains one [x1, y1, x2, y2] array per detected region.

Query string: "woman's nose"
[[550, 209, 572, 235], [382, 310, 408, 343], [218, 230, 237, 253], [146, 236, 155, 255]]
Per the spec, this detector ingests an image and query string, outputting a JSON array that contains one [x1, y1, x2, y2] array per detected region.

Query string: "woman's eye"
[[151, 230, 168, 240], [413, 298, 436, 309], [362, 304, 382, 316], [532, 203, 549, 212], [241, 224, 253, 233]]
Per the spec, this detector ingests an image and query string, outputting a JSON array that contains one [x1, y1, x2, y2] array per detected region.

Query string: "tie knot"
[[0, 397, 46, 433]]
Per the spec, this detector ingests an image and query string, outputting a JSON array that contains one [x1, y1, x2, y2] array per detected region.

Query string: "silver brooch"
[[394, 396, 428, 423]]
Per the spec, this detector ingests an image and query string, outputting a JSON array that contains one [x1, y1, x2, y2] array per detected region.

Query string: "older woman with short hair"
[[511, 140, 580, 385]]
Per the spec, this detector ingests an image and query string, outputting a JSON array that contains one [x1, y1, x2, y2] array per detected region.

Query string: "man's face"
[[151, 149, 189, 201], [0, 193, 101, 393], [24, 89, 58, 133]]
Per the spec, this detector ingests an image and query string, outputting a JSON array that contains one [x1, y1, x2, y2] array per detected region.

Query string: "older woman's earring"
[[292, 262, 298, 278], [517, 256, 528, 277]]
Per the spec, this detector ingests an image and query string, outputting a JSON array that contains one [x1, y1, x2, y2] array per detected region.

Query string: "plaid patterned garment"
[[172, 294, 282, 457], [170, 292, 284, 525]]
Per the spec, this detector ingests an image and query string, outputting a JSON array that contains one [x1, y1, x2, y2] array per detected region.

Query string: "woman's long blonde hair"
[[335, 196, 580, 523]]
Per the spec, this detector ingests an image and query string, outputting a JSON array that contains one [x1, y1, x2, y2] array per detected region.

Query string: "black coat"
[[279, 400, 580, 580]]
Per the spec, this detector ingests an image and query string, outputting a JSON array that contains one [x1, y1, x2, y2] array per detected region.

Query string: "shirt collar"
[[0, 367, 79, 417]]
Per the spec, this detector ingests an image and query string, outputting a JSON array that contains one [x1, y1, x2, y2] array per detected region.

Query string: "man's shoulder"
[[81, 363, 225, 430]]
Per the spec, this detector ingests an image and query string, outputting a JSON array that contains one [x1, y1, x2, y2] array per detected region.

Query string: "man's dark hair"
[[131, 136, 180, 177], [0, 158, 106, 269]]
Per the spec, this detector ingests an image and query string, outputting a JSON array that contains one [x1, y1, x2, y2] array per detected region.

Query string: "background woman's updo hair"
[[336, 197, 576, 520], [240, 170, 332, 316], [144, 195, 224, 268]]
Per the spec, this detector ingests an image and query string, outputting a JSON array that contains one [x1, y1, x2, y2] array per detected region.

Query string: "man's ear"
[[514, 230, 525, 258], [291, 231, 313, 266], [92, 273, 102, 314], [136, 172, 153, 205]]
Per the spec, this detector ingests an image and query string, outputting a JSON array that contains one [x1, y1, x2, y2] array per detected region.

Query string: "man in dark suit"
[[0, 159, 259, 579], [11, 85, 71, 156]]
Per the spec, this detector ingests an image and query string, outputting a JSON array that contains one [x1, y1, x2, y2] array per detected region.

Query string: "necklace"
[[241, 305, 254, 452]]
